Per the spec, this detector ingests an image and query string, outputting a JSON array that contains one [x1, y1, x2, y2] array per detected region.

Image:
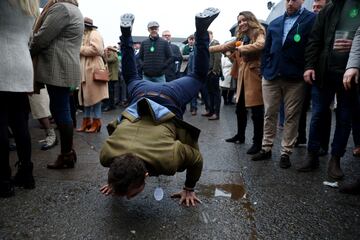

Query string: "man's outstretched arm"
[[171, 142, 203, 207]]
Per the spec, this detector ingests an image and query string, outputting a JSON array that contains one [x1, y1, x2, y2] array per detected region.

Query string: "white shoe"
[[41, 128, 58, 151]]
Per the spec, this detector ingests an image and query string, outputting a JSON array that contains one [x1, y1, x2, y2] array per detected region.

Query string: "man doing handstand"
[[99, 8, 220, 206]]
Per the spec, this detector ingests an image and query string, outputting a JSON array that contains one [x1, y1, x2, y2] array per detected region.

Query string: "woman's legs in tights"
[[0, 92, 32, 196]]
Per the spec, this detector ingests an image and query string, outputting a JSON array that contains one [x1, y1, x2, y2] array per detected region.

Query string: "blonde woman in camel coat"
[[209, 11, 265, 155], [77, 17, 109, 133]]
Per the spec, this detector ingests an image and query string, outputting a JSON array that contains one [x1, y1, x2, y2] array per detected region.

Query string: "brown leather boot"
[[76, 117, 91, 132], [47, 150, 77, 169], [86, 118, 101, 133], [327, 155, 344, 180]]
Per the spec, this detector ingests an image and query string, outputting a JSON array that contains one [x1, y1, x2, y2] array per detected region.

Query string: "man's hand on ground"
[[100, 184, 113, 196], [171, 189, 201, 207]]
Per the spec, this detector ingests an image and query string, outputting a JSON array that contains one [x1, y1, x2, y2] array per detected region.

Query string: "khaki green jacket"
[[100, 98, 202, 188], [106, 50, 119, 81]]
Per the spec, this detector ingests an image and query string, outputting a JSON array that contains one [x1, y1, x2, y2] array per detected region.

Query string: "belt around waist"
[[136, 91, 176, 105]]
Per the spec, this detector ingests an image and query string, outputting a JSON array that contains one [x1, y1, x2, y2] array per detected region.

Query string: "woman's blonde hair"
[[10, 0, 40, 16], [236, 11, 265, 41]]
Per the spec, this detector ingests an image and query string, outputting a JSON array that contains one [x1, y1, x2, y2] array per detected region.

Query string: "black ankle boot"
[[13, 162, 35, 189]]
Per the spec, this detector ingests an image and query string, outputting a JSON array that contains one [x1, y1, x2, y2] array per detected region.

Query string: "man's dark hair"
[[108, 153, 147, 195]]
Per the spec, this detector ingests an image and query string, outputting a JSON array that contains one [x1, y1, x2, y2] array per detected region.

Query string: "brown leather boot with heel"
[[327, 155, 344, 180], [76, 117, 91, 132], [86, 118, 101, 133], [47, 150, 77, 169]]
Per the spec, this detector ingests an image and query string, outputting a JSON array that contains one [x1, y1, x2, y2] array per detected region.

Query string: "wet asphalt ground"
[[1, 102, 360, 240]]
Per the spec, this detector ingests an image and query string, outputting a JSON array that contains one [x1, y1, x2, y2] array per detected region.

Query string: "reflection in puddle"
[[198, 183, 257, 239], [199, 184, 246, 200]]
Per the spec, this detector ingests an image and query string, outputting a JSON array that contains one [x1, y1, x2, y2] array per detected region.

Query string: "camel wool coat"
[[79, 29, 108, 106], [209, 30, 265, 107]]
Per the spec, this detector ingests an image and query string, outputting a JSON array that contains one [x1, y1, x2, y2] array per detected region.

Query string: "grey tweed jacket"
[[346, 26, 360, 69], [0, 1, 35, 92], [30, 2, 84, 88]]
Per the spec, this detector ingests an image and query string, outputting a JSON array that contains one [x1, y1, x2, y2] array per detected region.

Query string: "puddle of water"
[[199, 183, 246, 200], [198, 183, 258, 239]]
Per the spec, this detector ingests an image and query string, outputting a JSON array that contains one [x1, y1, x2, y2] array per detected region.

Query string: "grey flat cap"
[[147, 21, 159, 28]]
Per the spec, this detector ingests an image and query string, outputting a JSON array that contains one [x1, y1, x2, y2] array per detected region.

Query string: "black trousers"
[[235, 87, 264, 144]]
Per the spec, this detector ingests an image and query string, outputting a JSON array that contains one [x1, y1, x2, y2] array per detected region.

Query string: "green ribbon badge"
[[294, 34, 301, 42], [349, 8, 359, 18], [150, 46, 155, 52]]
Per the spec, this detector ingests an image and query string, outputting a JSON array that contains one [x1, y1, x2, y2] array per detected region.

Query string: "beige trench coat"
[[209, 30, 265, 107], [79, 29, 108, 107]]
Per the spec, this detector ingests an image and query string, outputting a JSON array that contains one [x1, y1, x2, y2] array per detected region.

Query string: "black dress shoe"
[[195, 8, 220, 32], [225, 135, 245, 144], [279, 154, 291, 169], [120, 13, 135, 37], [251, 150, 272, 161], [246, 144, 261, 155]]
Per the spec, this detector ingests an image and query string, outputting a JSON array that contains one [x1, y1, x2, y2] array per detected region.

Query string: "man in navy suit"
[[252, 0, 316, 169]]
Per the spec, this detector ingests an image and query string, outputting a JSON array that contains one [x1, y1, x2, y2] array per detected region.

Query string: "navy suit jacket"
[[261, 8, 316, 80]]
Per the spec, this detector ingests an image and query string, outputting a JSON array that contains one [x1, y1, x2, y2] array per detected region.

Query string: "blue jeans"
[[120, 32, 209, 119], [103, 80, 116, 108], [190, 96, 198, 111], [308, 71, 359, 157], [46, 84, 72, 125], [84, 102, 102, 119]]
